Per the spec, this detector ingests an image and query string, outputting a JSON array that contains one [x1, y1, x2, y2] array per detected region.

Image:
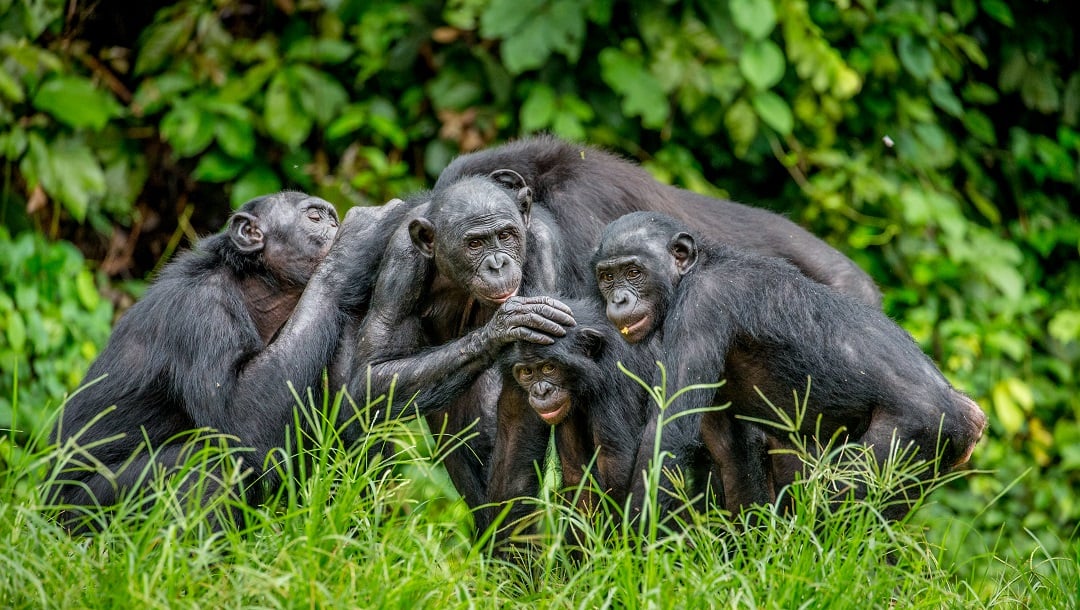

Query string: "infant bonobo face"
[[513, 360, 572, 425]]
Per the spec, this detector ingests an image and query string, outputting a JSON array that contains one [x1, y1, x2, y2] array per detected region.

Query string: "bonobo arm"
[[183, 201, 406, 488], [629, 292, 735, 520], [355, 292, 576, 419]]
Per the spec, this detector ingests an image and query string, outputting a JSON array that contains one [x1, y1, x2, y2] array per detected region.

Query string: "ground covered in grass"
[[1, 403, 1076, 609]]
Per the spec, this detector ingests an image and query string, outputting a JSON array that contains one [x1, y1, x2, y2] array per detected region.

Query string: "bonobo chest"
[[421, 272, 495, 343]]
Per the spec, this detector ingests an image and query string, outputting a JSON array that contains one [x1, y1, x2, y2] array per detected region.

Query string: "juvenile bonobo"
[[351, 172, 575, 529], [496, 300, 656, 518], [47, 192, 403, 531], [593, 211, 988, 522]]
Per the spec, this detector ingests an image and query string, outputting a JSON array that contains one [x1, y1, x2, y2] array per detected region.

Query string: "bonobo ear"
[[488, 168, 532, 226], [408, 217, 436, 259], [669, 232, 697, 275], [579, 327, 606, 360], [229, 212, 264, 254]]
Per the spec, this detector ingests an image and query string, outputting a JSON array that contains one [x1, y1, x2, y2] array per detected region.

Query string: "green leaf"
[[521, 84, 557, 132], [5, 311, 26, 352], [952, 0, 977, 25], [31, 76, 123, 130], [482, 0, 586, 74], [193, 151, 246, 182], [291, 65, 349, 126], [599, 46, 669, 129], [135, 11, 197, 75], [739, 39, 785, 90], [75, 270, 99, 311], [980, 0, 1014, 27], [730, 0, 777, 40], [231, 165, 281, 209], [929, 80, 963, 118], [160, 102, 215, 157], [750, 91, 793, 135], [264, 71, 313, 148], [215, 118, 255, 161], [285, 38, 354, 64], [24, 136, 106, 223], [1048, 310, 1080, 344], [897, 36, 933, 81], [724, 99, 758, 157], [0, 66, 26, 103]]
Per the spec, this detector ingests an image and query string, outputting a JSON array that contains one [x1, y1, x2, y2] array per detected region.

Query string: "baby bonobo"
[[593, 211, 987, 522], [498, 300, 656, 516]]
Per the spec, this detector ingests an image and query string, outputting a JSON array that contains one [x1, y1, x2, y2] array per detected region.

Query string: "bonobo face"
[[409, 177, 530, 307], [594, 213, 697, 343], [513, 360, 572, 425], [230, 191, 340, 286]]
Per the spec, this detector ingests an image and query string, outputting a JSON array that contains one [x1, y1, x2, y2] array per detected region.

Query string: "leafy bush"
[[0, 227, 114, 447]]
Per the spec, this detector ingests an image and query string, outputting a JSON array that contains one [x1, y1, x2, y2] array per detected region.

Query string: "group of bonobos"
[[48, 135, 987, 542]]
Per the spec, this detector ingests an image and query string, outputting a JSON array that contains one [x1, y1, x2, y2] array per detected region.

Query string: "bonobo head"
[[592, 211, 697, 343], [503, 320, 608, 425], [408, 173, 532, 307], [227, 191, 340, 285]]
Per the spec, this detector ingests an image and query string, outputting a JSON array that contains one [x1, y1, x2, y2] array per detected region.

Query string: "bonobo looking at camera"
[[593, 211, 987, 522], [496, 299, 657, 517], [47, 192, 403, 531]]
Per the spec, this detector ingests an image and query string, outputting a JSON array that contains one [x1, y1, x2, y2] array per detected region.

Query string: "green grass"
[[1, 386, 1076, 609]]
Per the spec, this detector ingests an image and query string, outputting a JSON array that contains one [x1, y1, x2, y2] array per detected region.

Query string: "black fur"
[[594, 211, 988, 522]]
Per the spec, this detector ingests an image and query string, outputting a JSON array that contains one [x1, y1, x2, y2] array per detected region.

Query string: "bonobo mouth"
[[614, 314, 651, 343], [530, 394, 571, 426], [478, 287, 519, 306]]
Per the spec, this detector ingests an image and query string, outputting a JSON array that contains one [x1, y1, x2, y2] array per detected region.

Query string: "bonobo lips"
[[530, 395, 571, 426], [485, 287, 519, 305], [616, 314, 651, 343]]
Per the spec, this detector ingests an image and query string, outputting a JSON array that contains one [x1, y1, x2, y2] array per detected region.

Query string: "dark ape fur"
[[435, 134, 880, 307], [593, 211, 987, 522], [47, 192, 407, 530], [495, 299, 656, 521]]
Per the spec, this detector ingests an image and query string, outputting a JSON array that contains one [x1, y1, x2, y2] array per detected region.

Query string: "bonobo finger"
[[508, 327, 557, 345], [516, 312, 571, 337], [515, 295, 575, 319]]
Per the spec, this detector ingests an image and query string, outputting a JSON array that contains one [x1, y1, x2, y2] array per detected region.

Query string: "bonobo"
[[350, 172, 575, 529], [435, 134, 881, 307], [496, 299, 656, 517], [593, 211, 987, 521], [47, 192, 402, 530]]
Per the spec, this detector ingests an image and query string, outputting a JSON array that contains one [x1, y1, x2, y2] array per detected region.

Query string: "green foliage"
[[0, 0, 1077, 582], [0, 227, 113, 446]]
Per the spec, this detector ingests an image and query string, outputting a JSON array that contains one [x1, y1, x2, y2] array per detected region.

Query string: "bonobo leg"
[[701, 411, 775, 516], [481, 376, 551, 539]]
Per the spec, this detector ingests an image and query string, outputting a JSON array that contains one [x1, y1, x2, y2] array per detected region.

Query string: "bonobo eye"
[[541, 363, 556, 375], [626, 268, 642, 280], [599, 271, 614, 283], [497, 230, 512, 241], [517, 366, 533, 380], [307, 209, 322, 222], [467, 238, 483, 250]]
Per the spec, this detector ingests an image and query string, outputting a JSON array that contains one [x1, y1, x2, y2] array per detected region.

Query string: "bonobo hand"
[[481, 296, 576, 351]]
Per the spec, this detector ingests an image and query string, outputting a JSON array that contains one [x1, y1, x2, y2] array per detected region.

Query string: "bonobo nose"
[[534, 381, 553, 399], [486, 253, 508, 270]]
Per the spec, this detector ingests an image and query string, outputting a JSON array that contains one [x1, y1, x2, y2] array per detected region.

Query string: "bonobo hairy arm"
[[356, 293, 576, 419], [629, 289, 735, 520], [195, 201, 405, 475]]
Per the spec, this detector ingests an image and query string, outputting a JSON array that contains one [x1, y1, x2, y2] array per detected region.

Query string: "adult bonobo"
[[593, 211, 987, 522], [435, 134, 880, 307], [47, 192, 404, 531], [350, 172, 575, 530]]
